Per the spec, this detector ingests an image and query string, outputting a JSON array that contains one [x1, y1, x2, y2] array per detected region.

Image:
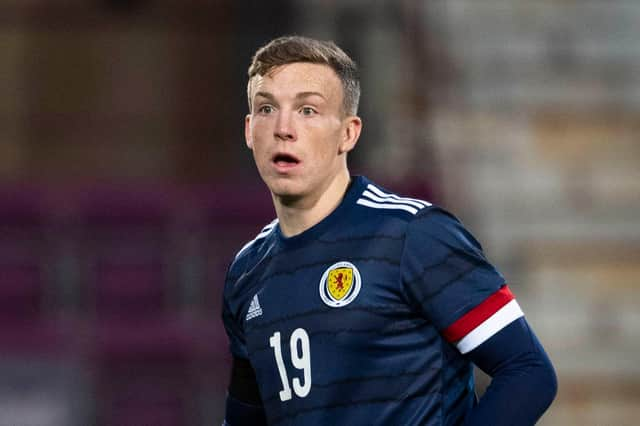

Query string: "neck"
[[273, 170, 351, 237]]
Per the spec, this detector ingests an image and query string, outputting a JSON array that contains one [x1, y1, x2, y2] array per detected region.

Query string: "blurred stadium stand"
[[0, 0, 638, 425]]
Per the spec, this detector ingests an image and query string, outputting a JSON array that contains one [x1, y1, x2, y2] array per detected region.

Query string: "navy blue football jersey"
[[222, 176, 523, 425]]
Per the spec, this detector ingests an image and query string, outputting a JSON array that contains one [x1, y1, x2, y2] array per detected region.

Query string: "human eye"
[[258, 105, 274, 114], [300, 106, 317, 116]]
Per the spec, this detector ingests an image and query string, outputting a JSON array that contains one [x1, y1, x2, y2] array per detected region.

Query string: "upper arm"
[[401, 208, 515, 353], [222, 294, 250, 359], [400, 208, 556, 423]]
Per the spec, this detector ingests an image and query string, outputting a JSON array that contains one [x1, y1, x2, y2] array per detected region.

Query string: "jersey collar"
[[274, 175, 368, 250]]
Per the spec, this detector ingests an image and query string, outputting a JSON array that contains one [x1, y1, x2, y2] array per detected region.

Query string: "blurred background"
[[0, 0, 638, 425]]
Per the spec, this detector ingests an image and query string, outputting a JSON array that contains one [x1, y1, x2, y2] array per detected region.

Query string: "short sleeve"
[[400, 208, 508, 339], [222, 279, 250, 360]]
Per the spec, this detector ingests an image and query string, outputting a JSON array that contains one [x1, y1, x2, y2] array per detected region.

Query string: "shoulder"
[[234, 218, 278, 260], [352, 179, 486, 267], [407, 206, 483, 252], [399, 202, 489, 272], [354, 178, 433, 222], [353, 178, 469, 244], [225, 218, 278, 285], [355, 177, 482, 253], [354, 178, 469, 238]]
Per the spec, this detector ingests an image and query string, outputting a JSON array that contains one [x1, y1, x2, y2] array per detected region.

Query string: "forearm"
[[464, 318, 557, 426], [224, 393, 267, 426], [224, 356, 267, 426]]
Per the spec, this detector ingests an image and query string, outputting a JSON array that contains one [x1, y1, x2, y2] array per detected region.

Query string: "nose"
[[274, 110, 296, 141]]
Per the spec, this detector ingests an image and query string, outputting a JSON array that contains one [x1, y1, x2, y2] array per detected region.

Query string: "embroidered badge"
[[319, 261, 361, 308]]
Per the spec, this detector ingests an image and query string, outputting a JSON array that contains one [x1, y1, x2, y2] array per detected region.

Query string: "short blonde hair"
[[247, 35, 360, 115]]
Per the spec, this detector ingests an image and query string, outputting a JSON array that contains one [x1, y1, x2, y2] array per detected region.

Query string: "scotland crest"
[[319, 261, 361, 307]]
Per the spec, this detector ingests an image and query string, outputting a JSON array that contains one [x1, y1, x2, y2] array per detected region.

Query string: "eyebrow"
[[254, 91, 276, 102], [295, 91, 327, 101], [254, 91, 327, 102]]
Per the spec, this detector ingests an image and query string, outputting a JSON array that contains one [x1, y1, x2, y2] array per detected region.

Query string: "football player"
[[222, 35, 557, 426]]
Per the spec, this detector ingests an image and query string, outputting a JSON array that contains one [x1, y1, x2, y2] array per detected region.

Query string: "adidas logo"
[[246, 294, 263, 321]]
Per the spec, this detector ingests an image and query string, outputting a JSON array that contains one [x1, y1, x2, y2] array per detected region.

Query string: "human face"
[[245, 62, 361, 205]]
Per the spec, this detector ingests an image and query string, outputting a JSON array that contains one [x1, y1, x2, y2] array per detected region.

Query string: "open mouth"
[[272, 153, 300, 167]]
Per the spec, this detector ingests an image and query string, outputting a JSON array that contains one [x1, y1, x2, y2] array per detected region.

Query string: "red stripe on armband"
[[442, 285, 515, 343]]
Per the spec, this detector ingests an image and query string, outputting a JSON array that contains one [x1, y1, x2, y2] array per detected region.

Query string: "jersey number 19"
[[269, 328, 312, 401]]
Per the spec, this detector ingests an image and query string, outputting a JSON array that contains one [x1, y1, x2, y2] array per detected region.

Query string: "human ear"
[[245, 114, 253, 150], [338, 115, 362, 154]]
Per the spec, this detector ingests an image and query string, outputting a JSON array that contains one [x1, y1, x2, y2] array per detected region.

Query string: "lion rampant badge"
[[319, 261, 361, 307]]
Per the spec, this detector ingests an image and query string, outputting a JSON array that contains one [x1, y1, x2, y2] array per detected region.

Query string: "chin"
[[271, 186, 305, 203], [267, 181, 306, 204], [264, 176, 304, 200]]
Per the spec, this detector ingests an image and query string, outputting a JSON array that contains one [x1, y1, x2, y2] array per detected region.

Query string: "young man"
[[222, 35, 557, 425]]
